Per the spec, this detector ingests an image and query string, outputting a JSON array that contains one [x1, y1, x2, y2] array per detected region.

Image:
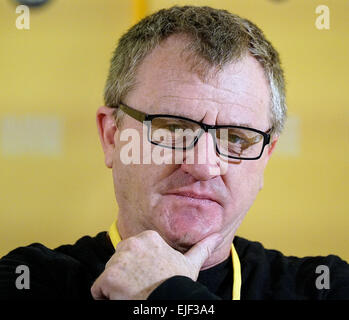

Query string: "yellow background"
[[0, 0, 348, 261]]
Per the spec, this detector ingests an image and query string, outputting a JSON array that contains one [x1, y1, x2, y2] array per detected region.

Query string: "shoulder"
[[0, 231, 113, 300], [234, 236, 349, 300]]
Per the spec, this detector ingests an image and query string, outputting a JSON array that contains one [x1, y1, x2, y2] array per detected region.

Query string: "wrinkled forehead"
[[128, 35, 271, 127]]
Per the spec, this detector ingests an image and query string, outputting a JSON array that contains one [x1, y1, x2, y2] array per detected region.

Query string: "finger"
[[184, 233, 223, 273], [91, 278, 107, 300]]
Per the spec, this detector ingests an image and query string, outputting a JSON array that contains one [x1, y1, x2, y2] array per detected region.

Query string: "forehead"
[[128, 35, 271, 128]]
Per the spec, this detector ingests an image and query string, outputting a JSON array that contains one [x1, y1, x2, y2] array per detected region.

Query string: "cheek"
[[112, 145, 175, 210], [112, 163, 136, 204], [224, 163, 265, 213], [112, 142, 144, 206]]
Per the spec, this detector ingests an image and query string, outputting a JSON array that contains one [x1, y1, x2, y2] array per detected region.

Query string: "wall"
[[0, 0, 348, 262]]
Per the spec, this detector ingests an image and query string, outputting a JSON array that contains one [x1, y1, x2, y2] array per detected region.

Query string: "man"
[[1, 6, 348, 300]]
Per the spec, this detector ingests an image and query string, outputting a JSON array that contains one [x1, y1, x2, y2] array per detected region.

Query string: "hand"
[[90, 230, 223, 300]]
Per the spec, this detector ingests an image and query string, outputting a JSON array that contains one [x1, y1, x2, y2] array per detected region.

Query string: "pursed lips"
[[164, 190, 222, 207]]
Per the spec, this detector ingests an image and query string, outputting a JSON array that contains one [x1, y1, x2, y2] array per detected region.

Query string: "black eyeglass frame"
[[116, 102, 272, 160]]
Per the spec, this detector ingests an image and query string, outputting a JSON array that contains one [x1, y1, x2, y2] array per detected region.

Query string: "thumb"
[[184, 233, 223, 278]]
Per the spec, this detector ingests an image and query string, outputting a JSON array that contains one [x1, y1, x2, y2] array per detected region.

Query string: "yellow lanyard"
[[108, 220, 241, 300]]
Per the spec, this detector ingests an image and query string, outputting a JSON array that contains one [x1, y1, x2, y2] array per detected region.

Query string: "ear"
[[259, 136, 279, 191], [266, 136, 278, 158], [96, 106, 117, 168]]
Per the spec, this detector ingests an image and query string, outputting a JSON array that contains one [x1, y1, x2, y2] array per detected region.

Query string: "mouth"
[[164, 190, 222, 207]]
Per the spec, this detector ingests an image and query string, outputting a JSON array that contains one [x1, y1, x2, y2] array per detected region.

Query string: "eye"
[[228, 134, 248, 145], [167, 123, 183, 132]]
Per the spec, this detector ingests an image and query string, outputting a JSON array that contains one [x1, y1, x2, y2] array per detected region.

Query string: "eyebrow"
[[225, 122, 254, 128], [151, 107, 255, 128]]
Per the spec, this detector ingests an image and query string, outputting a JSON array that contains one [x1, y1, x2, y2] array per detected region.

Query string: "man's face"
[[99, 35, 277, 256]]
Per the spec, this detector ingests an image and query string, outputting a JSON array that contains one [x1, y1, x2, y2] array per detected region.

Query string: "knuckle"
[[116, 230, 164, 252], [104, 267, 119, 284], [91, 272, 112, 299], [142, 229, 161, 240], [104, 266, 125, 289], [121, 236, 140, 250], [91, 266, 124, 299], [126, 236, 139, 246], [90, 281, 99, 297]]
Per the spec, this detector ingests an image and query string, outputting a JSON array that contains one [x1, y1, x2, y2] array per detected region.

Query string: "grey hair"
[[104, 5, 287, 137]]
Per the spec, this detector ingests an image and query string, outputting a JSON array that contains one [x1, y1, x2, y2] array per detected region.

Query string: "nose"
[[180, 131, 223, 180]]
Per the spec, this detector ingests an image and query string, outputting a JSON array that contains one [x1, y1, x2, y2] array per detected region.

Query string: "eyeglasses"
[[116, 102, 272, 160]]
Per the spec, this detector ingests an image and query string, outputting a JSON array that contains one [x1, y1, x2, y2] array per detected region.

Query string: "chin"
[[156, 207, 223, 252]]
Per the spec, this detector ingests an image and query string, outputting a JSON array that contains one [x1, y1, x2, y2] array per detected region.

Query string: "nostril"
[[180, 162, 221, 181]]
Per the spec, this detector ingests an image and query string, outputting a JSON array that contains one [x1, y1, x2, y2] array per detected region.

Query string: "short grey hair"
[[104, 5, 287, 137]]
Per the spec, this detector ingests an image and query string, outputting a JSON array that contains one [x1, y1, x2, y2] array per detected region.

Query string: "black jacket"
[[0, 231, 348, 300]]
